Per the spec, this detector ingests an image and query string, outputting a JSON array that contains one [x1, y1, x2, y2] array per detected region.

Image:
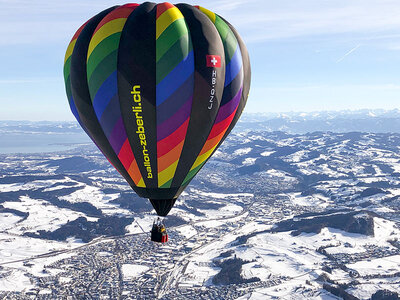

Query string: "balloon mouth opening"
[[149, 198, 177, 217]]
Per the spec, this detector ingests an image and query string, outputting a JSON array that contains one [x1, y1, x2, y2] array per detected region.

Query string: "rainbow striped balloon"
[[63, 2, 251, 216]]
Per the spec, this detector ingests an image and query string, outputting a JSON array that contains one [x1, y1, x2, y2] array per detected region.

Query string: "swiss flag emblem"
[[206, 55, 221, 68]]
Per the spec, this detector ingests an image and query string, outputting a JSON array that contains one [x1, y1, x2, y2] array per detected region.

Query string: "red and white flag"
[[206, 55, 221, 68]]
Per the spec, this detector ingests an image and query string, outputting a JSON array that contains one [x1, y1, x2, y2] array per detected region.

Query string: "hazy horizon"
[[0, 107, 400, 122]]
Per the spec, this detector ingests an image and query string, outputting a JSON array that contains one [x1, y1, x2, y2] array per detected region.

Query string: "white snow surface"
[[176, 225, 197, 238], [233, 148, 252, 156], [288, 192, 331, 208], [126, 215, 154, 234], [260, 150, 275, 157], [242, 157, 257, 166], [121, 264, 149, 279], [190, 189, 253, 199], [2, 196, 86, 234], [0, 270, 34, 292], [59, 185, 129, 215]]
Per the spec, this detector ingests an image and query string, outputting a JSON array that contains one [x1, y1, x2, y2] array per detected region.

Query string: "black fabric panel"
[[70, 6, 140, 192], [171, 4, 225, 188], [229, 21, 251, 107], [117, 2, 158, 190], [218, 18, 251, 142], [134, 187, 179, 200], [149, 199, 176, 216]]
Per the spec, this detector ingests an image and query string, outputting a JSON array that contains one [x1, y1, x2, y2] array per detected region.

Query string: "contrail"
[[336, 44, 361, 63]]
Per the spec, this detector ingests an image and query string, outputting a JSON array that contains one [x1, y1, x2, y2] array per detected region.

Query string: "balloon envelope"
[[63, 2, 251, 216]]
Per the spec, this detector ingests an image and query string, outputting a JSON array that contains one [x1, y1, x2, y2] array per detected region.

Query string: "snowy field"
[[1, 128, 400, 298], [122, 264, 150, 279]]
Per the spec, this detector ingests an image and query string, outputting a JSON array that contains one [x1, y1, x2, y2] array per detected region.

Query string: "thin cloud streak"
[[336, 45, 361, 63]]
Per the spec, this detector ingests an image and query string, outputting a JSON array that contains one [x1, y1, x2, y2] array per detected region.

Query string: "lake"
[[0, 132, 91, 154]]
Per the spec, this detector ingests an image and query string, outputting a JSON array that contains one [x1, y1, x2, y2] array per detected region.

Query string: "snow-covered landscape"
[[1, 113, 400, 299]]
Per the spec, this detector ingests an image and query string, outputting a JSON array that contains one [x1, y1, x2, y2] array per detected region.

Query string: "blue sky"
[[0, 0, 400, 120]]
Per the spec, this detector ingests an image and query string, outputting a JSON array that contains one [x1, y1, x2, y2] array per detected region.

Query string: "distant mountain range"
[[237, 109, 400, 133], [0, 120, 82, 134], [2, 109, 400, 136]]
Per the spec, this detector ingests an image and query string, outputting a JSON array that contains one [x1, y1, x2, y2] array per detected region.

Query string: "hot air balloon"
[[63, 3, 251, 224]]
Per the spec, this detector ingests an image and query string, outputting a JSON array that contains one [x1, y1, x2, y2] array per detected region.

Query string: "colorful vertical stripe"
[[196, 6, 216, 23], [183, 9, 244, 185], [156, 3, 194, 188], [63, 19, 120, 171], [64, 21, 89, 123], [86, 4, 145, 187]]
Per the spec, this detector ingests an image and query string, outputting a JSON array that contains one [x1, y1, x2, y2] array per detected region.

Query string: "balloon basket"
[[151, 217, 168, 243]]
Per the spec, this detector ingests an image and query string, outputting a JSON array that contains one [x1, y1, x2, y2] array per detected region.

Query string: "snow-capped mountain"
[[238, 109, 400, 133]]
